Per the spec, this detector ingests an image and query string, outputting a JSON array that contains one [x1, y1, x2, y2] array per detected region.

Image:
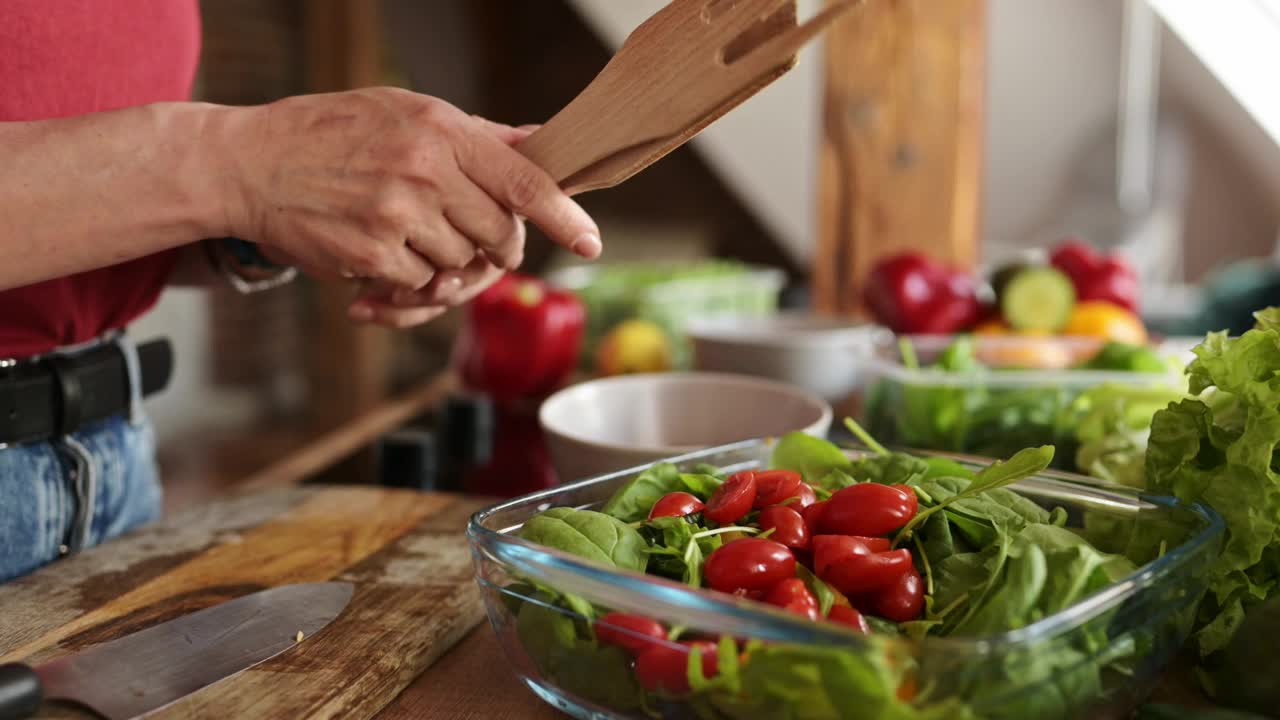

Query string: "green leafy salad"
[[863, 337, 1187, 482], [501, 423, 1193, 719]]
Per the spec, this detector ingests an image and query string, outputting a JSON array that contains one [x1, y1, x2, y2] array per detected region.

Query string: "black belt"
[[0, 338, 173, 446]]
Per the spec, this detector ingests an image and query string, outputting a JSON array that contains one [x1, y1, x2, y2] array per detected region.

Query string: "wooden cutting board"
[[0, 486, 493, 719]]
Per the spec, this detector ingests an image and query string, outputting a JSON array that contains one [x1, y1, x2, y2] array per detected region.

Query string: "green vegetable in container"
[[1144, 308, 1280, 658], [507, 423, 1165, 719]]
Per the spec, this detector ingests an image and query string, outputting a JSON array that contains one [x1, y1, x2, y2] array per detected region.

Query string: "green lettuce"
[[1144, 308, 1280, 655]]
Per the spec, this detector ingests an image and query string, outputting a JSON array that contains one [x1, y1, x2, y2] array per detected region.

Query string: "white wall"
[[566, 0, 1279, 265]]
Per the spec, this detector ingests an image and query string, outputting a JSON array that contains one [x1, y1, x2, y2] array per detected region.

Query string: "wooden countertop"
[[0, 484, 546, 719]]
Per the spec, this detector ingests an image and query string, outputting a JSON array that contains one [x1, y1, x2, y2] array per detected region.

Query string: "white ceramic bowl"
[[685, 313, 889, 403], [539, 372, 832, 483]]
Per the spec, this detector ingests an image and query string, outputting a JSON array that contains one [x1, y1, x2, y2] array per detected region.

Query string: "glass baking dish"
[[467, 439, 1223, 720], [861, 334, 1187, 471]]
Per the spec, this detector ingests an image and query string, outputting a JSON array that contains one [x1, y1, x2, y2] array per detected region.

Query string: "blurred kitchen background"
[[143, 0, 1280, 507]]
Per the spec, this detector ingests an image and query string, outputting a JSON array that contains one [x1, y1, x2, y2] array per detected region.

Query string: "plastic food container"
[[861, 334, 1186, 469], [467, 440, 1223, 720], [546, 262, 786, 370]]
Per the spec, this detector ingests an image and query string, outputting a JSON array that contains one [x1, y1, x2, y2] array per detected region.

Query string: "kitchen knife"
[[0, 581, 353, 720]]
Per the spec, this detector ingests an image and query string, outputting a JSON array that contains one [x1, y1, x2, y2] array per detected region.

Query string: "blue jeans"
[[0, 337, 162, 583]]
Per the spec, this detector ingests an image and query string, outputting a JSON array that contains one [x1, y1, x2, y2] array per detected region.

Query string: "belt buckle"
[[0, 357, 15, 450]]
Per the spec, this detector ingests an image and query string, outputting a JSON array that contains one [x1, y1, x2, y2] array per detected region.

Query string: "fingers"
[[472, 116, 541, 146], [443, 183, 526, 270], [346, 254, 503, 328], [347, 301, 448, 329], [404, 218, 477, 273], [455, 124, 602, 260], [348, 243, 437, 290]]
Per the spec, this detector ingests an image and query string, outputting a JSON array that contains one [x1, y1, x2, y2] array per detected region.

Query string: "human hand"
[[215, 87, 600, 292]]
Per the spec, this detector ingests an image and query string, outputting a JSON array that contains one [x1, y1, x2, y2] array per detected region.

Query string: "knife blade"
[[0, 581, 353, 720]]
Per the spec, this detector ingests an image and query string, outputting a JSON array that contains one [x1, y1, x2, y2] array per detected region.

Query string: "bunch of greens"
[[504, 426, 1169, 720], [1143, 309, 1280, 659], [865, 337, 1184, 475]]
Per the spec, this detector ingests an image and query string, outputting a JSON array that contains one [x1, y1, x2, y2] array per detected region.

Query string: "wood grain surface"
[[375, 627, 565, 720], [814, 0, 986, 314], [0, 486, 492, 720]]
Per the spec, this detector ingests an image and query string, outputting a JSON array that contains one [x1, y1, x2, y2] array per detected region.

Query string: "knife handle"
[[0, 664, 41, 720]]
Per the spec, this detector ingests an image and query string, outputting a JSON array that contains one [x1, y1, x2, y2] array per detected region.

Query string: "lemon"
[[595, 319, 672, 375]]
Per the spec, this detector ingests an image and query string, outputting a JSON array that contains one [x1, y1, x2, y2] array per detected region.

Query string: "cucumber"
[[999, 267, 1075, 332], [990, 262, 1031, 299]]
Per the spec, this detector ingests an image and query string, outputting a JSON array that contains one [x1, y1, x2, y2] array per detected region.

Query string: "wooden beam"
[[815, 0, 987, 314], [301, 0, 395, 444]]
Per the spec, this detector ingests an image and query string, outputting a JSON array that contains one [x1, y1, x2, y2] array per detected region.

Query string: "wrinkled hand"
[[218, 87, 599, 298]]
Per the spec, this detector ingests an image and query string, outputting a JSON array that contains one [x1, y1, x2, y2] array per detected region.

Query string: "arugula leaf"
[[796, 564, 839, 616], [893, 446, 1055, 546], [640, 516, 726, 588], [771, 432, 853, 483], [601, 463, 684, 522], [519, 507, 648, 572]]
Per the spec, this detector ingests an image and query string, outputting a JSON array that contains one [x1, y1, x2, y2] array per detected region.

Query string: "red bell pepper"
[[863, 252, 982, 334], [1049, 239, 1140, 313], [454, 272, 585, 404]]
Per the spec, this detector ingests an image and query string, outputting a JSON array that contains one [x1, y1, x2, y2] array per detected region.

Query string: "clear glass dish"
[[861, 334, 1187, 470], [467, 439, 1223, 720]]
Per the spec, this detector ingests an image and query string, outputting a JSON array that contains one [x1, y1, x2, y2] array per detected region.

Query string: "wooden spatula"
[[517, 0, 865, 196]]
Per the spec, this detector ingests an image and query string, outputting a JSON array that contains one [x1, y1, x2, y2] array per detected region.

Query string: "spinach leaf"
[[519, 507, 648, 572], [771, 432, 853, 483], [680, 473, 723, 499], [848, 452, 930, 487], [893, 446, 1054, 546], [515, 591, 644, 711], [814, 469, 859, 492], [601, 463, 683, 522], [692, 463, 728, 481], [956, 537, 1048, 635], [923, 456, 977, 481], [1136, 705, 1272, 720]]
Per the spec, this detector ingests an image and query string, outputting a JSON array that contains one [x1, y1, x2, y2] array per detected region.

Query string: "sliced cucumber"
[[999, 267, 1075, 332], [990, 262, 1031, 299]]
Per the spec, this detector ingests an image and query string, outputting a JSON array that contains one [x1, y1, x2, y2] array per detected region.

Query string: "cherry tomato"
[[894, 484, 919, 517], [595, 612, 667, 656], [763, 578, 819, 620], [821, 548, 914, 596], [810, 535, 874, 577], [792, 482, 817, 509], [873, 567, 925, 622], [801, 500, 828, 536], [635, 640, 719, 694], [704, 471, 758, 524], [758, 505, 809, 550], [704, 538, 796, 594], [820, 483, 917, 536], [648, 492, 706, 521], [753, 470, 803, 508], [827, 604, 870, 633]]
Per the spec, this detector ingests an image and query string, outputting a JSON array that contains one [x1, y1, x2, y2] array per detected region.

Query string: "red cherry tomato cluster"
[[594, 612, 718, 694], [594, 473, 927, 695]]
